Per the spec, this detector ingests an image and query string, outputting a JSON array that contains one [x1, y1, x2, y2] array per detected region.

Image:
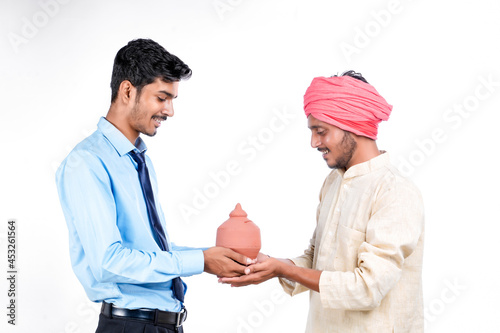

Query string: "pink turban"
[[304, 76, 393, 140]]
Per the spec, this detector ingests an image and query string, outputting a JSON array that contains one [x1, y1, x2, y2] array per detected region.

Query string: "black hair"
[[110, 38, 192, 103], [333, 70, 369, 84]]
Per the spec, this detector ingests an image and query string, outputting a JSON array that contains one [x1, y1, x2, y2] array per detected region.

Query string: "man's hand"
[[218, 253, 287, 287], [203, 247, 254, 277], [219, 253, 321, 291]]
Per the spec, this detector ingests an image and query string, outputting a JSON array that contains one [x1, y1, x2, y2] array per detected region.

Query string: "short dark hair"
[[333, 70, 369, 84], [110, 38, 192, 103]]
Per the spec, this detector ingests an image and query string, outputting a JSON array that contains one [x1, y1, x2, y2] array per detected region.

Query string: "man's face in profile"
[[308, 115, 357, 170], [128, 78, 179, 137]]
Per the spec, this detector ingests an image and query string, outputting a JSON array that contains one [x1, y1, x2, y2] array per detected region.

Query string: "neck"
[[106, 104, 139, 145], [346, 136, 380, 170]]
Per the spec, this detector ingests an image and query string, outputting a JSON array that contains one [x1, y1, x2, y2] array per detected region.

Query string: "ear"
[[117, 80, 136, 106]]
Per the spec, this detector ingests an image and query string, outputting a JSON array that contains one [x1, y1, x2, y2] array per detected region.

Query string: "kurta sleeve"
[[318, 175, 424, 310], [279, 229, 316, 296]]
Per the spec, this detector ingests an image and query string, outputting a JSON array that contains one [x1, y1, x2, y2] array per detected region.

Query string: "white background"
[[1, 0, 499, 332]]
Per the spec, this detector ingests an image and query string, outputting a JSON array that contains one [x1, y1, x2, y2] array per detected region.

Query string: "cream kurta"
[[280, 152, 424, 333]]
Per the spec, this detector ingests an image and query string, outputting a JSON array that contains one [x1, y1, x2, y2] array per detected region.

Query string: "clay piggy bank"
[[216, 203, 261, 259]]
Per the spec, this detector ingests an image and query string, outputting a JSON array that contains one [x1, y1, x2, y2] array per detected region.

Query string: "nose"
[[162, 100, 174, 117], [311, 134, 320, 148]]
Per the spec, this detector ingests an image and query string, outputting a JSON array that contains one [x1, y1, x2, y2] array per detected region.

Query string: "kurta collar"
[[97, 117, 147, 156], [340, 151, 390, 179]]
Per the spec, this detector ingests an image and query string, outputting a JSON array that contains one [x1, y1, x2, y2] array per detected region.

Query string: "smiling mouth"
[[152, 116, 167, 127], [318, 148, 330, 158]]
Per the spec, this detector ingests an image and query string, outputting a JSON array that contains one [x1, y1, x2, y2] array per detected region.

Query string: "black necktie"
[[130, 151, 185, 303]]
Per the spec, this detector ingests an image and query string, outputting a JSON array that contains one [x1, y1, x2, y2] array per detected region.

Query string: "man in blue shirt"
[[56, 39, 252, 333]]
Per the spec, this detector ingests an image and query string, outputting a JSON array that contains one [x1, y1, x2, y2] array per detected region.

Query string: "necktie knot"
[[131, 151, 146, 165]]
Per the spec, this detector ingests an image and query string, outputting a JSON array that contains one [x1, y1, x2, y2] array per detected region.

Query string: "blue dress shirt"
[[56, 117, 204, 311]]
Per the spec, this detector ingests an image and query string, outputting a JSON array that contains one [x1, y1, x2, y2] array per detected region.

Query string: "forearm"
[[98, 243, 204, 283], [219, 254, 321, 289], [278, 259, 321, 293]]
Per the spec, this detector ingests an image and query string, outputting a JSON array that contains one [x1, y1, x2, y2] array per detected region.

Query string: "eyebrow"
[[308, 125, 325, 130], [158, 90, 177, 99]]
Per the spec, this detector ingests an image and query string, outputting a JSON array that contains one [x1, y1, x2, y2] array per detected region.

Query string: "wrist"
[[275, 259, 290, 278], [202, 249, 210, 273]]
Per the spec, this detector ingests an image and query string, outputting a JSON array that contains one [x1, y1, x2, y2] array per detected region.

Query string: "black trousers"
[[95, 313, 184, 333]]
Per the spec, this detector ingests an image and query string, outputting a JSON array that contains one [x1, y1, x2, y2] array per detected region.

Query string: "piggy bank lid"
[[229, 203, 248, 218]]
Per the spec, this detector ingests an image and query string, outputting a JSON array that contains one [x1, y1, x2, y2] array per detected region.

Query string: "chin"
[[142, 129, 157, 137], [326, 158, 345, 170], [325, 160, 336, 169]]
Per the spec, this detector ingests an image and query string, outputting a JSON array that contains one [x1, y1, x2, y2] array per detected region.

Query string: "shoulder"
[[56, 131, 112, 181], [374, 164, 423, 209]]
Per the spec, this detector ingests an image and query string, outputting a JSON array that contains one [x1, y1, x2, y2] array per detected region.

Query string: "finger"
[[229, 275, 261, 287], [244, 262, 267, 274], [223, 261, 249, 277], [219, 276, 244, 284], [224, 248, 252, 266], [220, 272, 264, 285], [256, 253, 270, 263]]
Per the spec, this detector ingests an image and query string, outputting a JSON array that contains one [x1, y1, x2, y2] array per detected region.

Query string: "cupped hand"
[[218, 255, 281, 287], [203, 247, 256, 278]]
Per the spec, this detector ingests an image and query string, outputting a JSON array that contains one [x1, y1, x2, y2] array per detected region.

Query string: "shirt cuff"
[[177, 250, 204, 277]]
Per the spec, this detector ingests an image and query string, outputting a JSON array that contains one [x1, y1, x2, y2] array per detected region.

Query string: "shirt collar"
[[340, 151, 390, 179], [97, 117, 147, 156]]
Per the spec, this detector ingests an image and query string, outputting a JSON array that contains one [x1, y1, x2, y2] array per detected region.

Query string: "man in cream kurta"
[[280, 151, 424, 332], [220, 71, 424, 332]]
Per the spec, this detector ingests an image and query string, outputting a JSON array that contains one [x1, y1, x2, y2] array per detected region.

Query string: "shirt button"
[[343, 184, 348, 189]]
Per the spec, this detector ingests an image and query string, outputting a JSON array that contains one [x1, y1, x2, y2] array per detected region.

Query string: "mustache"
[[153, 115, 167, 121]]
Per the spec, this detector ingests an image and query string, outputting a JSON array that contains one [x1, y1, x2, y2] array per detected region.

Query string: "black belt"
[[101, 302, 187, 327]]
